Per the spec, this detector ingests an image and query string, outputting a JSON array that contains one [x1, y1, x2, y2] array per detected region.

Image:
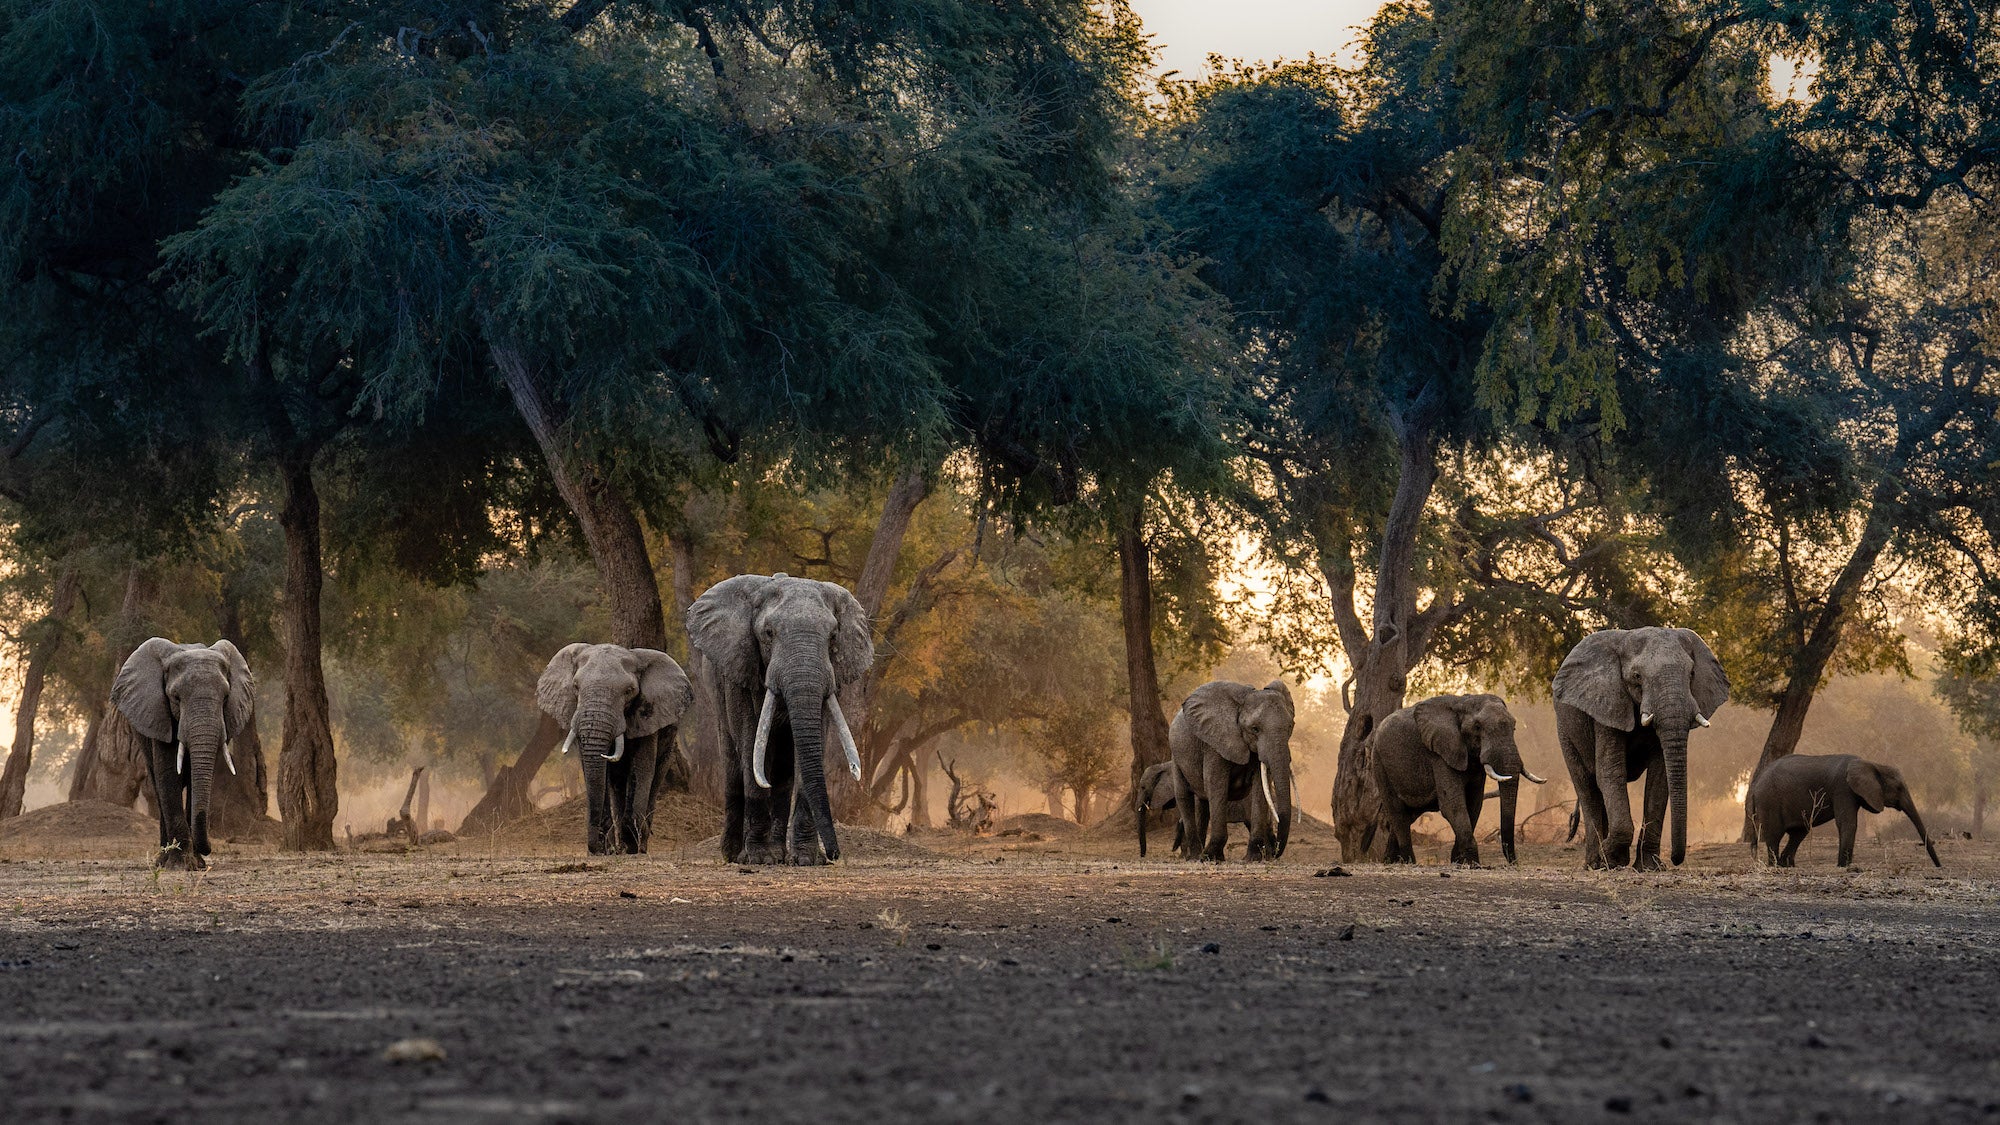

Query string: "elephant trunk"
[[180, 699, 225, 858], [1900, 801, 1942, 867], [1498, 777, 1519, 863], [777, 642, 840, 862], [1266, 757, 1294, 859], [1664, 727, 1689, 867]]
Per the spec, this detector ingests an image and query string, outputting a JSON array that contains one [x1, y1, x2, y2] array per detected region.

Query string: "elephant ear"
[[111, 638, 182, 743], [1553, 630, 1636, 732], [1675, 629, 1731, 716], [536, 643, 591, 728], [1846, 759, 1887, 813], [1414, 696, 1470, 772], [821, 581, 874, 691], [1184, 681, 1254, 764], [211, 640, 255, 742], [687, 574, 768, 692], [627, 649, 693, 739]]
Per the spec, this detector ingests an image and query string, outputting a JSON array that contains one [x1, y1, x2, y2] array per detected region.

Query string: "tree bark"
[[208, 581, 270, 837], [1738, 480, 1899, 840], [276, 448, 339, 851], [836, 467, 930, 818], [493, 344, 667, 651], [458, 714, 563, 837], [0, 562, 80, 819], [1117, 503, 1172, 797], [1329, 405, 1439, 862], [69, 563, 156, 806]]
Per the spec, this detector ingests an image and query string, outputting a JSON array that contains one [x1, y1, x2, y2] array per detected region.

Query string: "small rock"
[[925, 943, 942, 951], [1200, 942, 1221, 954], [1260, 924, 1280, 931], [1304, 1086, 1331, 1104], [1105, 917, 1121, 924], [1336, 925, 1356, 941], [381, 1038, 446, 1064], [1805, 1031, 1831, 1049], [619, 890, 638, 899], [1503, 1084, 1533, 1103], [1605, 1096, 1633, 1114], [1658, 1034, 1675, 1049], [1313, 866, 1351, 877]]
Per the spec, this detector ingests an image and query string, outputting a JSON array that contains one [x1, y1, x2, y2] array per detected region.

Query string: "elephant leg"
[[1636, 753, 1667, 871], [1435, 767, 1478, 867], [1386, 810, 1416, 864], [723, 755, 747, 863], [1200, 757, 1232, 862], [1593, 726, 1634, 868], [1835, 807, 1858, 867], [786, 768, 829, 867], [741, 721, 792, 865], [1757, 820, 1784, 866], [143, 741, 173, 860], [611, 767, 640, 856], [623, 734, 659, 855], [1780, 828, 1807, 866], [154, 742, 196, 868]]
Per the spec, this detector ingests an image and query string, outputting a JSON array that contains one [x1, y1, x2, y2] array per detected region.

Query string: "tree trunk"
[[493, 344, 667, 651], [907, 754, 931, 828], [276, 448, 339, 852], [1117, 503, 1171, 797], [69, 563, 155, 807], [1738, 483, 1898, 840], [416, 766, 431, 834], [1973, 740, 1989, 840], [0, 562, 81, 820], [1329, 405, 1439, 862], [835, 467, 929, 817], [666, 530, 721, 802], [458, 714, 563, 837]]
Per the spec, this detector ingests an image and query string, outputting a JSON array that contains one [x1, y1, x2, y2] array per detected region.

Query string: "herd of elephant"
[[106, 576, 1941, 873]]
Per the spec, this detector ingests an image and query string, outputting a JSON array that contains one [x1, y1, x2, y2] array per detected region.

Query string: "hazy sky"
[[1131, 0, 1387, 76]]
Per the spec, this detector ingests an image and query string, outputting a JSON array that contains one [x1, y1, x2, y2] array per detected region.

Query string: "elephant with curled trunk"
[[1553, 627, 1729, 870], [687, 573, 872, 865], [111, 639, 255, 870], [1371, 693, 1545, 865], [1134, 760, 1273, 859], [1169, 679, 1295, 862], [1747, 754, 1941, 869], [536, 644, 692, 855]]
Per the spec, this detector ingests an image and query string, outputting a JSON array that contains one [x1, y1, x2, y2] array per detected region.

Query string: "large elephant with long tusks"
[[1553, 627, 1729, 869], [687, 573, 873, 865], [1370, 693, 1546, 865], [536, 644, 692, 855], [111, 639, 256, 870], [1168, 679, 1296, 862]]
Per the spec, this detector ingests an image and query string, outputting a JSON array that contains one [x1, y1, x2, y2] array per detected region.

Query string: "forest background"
[[2, 0, 1998, 856]]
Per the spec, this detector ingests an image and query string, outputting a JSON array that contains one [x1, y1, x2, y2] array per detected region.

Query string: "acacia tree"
[[1153, 44, 1665, 860]]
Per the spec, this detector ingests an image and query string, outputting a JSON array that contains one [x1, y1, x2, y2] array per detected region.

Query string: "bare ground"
[[1, 819, 1997, 1123]]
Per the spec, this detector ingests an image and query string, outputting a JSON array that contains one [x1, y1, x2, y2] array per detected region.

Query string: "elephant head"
[[1553, 626, 1729, 866], [111, 639, 255, 854], [1135, 760, 1177, 857], [1183, 679, 1296, 857], [537, 643, 692, 769], [1413, 693, 1546, 863], [686, 573, 873, 862], [1845, 758, 1941, 867]]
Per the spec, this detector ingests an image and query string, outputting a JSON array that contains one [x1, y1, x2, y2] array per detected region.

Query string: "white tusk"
[[602, 733, 625, 763], [1260, 762, 1279, 819], [827, 694, 862, 781], [560, 727, 576, 755], [177, 742, 186, 775], [751, 689, 777, 789], [223, 743, 238, 776], [1695, 713, 1710, 727], [1520, 768, 1547, 785], [1484, 764, 1513, 782], [1640, 712, 1654, 727]]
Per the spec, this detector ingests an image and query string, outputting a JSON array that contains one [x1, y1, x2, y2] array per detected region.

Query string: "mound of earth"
[[0, 799, 157, 859], [993, 813, 1081, 838], [458, 791, 724, 855]]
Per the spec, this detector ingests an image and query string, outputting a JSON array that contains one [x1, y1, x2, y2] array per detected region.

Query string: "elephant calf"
[[1370, 693, 1544, 865], [1747, 754, 1941, 868], [1134, 760, 1272, 860]]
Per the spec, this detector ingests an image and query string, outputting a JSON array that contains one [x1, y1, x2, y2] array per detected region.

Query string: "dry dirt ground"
[[2, 804, 1997, 1123]]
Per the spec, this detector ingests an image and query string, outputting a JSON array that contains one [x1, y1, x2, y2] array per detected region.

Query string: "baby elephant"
[[1371, 693, 1545, 865], [1747, 754, 1941, 868]]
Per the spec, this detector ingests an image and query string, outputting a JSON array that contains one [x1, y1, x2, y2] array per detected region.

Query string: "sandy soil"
[[1, 814, 1995, 1123]]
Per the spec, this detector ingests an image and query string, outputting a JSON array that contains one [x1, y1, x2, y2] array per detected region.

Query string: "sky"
[[1130, 0, 1387, 76]]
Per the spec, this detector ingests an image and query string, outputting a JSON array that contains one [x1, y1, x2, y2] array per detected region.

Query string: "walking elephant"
[[1168, 679, 1295, 862], [1370, 694, 1546, 865], [110, 638, 256, 870], [1553, 627, 1729, 869], [1134, 760, 1272, 859], [687, 573, 873, 865], [1747, 754, 1941, 868], [536, 644, 692, 855]]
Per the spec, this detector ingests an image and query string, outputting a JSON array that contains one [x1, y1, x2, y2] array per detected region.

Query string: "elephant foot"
[[788, 848, 832, 867], [1634, 853, 1665, 872], [740, 842, 786, 865]]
